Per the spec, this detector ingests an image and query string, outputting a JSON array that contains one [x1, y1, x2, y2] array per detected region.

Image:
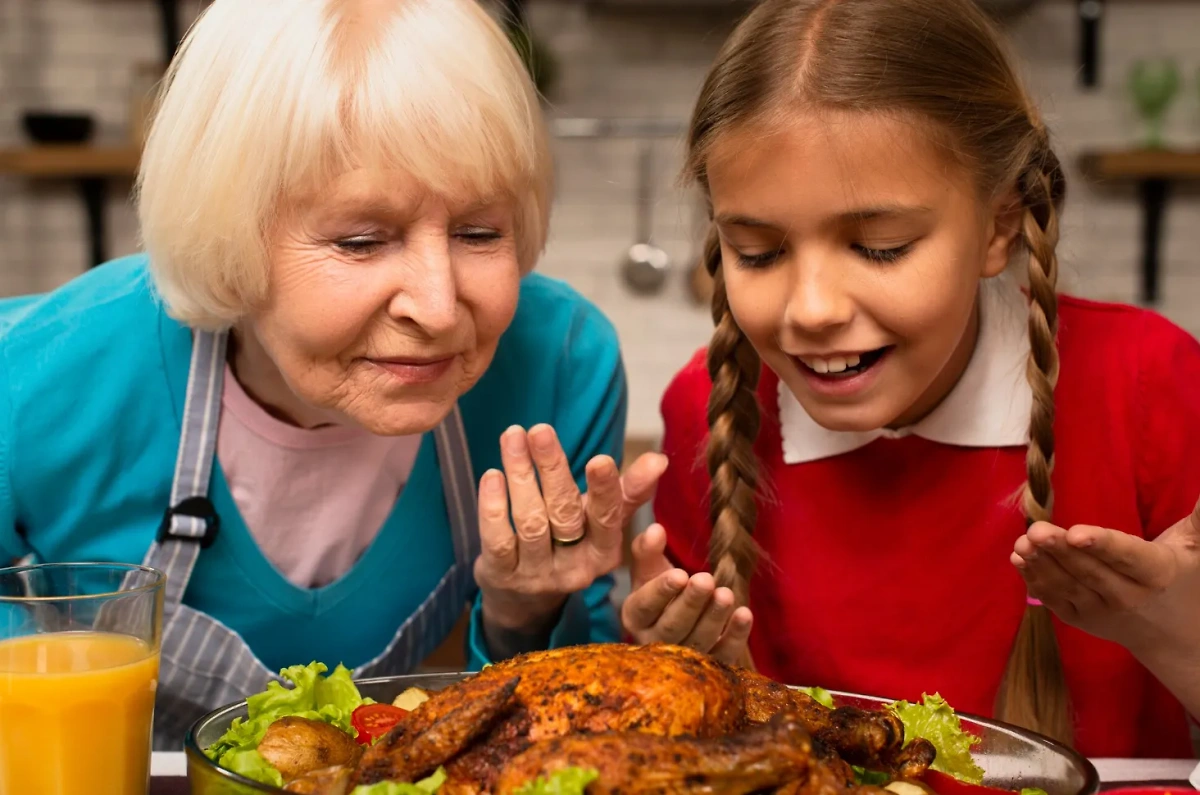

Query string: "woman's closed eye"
[[333, 236, 384, 255], [454, 226, 505, 245]]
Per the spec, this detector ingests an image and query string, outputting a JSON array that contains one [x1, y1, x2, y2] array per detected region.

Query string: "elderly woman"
[[0, 0, 663, 747]]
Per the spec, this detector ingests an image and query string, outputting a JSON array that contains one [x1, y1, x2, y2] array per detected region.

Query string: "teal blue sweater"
[[0, 255, 624, 671]]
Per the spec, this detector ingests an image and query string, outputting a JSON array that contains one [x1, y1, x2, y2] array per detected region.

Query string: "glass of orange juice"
[[0, 562, 165, 795]]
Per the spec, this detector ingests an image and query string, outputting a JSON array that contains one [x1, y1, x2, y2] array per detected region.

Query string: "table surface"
[[148, 754, 1200, 795]]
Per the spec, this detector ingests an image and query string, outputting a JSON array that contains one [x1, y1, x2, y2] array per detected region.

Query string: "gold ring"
[[551, 533, 587, 547]]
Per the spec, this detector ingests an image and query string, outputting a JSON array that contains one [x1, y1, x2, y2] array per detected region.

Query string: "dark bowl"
[[184, 672, 1100, 795], [21, 111, 95, 144]]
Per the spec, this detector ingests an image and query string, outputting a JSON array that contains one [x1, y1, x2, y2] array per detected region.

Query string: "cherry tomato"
[[921, 770, 1020, 795], [351, 703, 408, 745]]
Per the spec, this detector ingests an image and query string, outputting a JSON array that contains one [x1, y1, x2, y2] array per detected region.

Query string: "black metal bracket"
[[158, 0, 182, 64], [78, 178, 107, 268], [1138, 178, 1169, 305], [1078, 0, 1105, 88]]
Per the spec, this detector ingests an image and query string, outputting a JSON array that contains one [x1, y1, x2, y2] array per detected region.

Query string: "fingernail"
[[1027, 550, 1039, 561], [503, 427, 527, 456], [529, 425, 555, 454], [483, 469, 503, 495]]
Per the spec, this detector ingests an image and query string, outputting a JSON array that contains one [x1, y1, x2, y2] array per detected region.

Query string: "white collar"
[[779, 279, 1032, 465]]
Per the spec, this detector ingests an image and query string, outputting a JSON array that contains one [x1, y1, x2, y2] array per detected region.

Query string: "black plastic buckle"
[[157, 496, 221, 550]]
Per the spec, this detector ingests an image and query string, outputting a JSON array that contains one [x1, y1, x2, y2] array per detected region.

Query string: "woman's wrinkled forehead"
[[282, 166, 515, 224]]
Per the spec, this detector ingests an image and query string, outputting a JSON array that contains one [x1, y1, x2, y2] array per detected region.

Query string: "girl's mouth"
[[793, 346, 892, 378], [789, 346, 893, 397]]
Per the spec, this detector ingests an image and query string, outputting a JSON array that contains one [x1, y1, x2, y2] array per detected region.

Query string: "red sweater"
[[655, 295, 1200, 758]]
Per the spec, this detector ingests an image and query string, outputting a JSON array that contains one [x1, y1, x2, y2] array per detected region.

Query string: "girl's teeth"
[[800, 352, 869, 375]]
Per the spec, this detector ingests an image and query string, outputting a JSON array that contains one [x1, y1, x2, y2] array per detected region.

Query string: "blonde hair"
[[136, 0, 553, 330], [686, 0, 1072, 744]]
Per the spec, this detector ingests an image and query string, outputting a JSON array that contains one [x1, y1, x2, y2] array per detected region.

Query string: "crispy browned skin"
[[733, 668, 927, 775], [379, 644, 744, 793], [494, 714, 814, 795], [352, 676, 521, 787], [258, 717, 362, 783]]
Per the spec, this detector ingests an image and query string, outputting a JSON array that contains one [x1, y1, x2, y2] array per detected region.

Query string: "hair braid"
[[995, 136, 1073, 746], [702, 226, 763, 617]]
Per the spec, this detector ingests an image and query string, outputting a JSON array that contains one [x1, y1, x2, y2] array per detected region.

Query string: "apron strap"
[[433, 404, 480, 568], [142, 329, 228, 614]]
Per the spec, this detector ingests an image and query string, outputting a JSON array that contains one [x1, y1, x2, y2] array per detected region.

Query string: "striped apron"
[[142, 330, 481, 749]]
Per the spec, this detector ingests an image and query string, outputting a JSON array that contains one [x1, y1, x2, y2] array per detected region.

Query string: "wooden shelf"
[[1079, 149, 1200, 181], [0, 145, 140, 178], [1077, 148, 1200, 306]]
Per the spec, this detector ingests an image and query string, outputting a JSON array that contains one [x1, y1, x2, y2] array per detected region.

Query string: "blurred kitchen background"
[[1, 0, 1198, 456]]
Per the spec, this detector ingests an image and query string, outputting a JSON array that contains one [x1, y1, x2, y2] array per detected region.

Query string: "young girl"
[[620, 0, 1200, 759]]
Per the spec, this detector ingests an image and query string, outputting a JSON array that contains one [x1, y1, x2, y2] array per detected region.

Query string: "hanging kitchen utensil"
[[621, 141, 671, 296]]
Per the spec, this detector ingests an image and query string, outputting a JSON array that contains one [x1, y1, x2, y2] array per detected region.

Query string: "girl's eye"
[[333, 237, 383, 254], [455, 226, 503, 244], [853, 242, 913, 264], [734, 248, 783, 269]]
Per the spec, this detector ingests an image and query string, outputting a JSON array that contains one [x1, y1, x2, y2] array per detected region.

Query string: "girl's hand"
[[1011, 497, 1200, 658], [475, 424, 667, 651], [621, 523, 753, 664]]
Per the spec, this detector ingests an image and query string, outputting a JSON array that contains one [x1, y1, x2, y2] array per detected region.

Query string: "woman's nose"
[[389, 239, 459, 335]]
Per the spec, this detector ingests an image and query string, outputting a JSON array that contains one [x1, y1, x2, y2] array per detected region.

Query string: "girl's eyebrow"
[[715, 204, 933, 230]]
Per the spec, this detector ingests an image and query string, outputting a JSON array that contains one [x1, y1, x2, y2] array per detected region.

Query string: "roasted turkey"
[[344, 643, 935, 794]]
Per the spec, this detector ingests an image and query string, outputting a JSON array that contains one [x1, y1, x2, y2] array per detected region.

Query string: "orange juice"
[[0, 632, 159, 795]]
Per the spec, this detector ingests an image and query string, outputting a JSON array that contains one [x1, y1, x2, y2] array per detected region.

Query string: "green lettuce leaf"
[[797, 687, 835, 708], [851, 766, 891, 786], [216, 749, 284, 789], [887, 693, 985, 784], [351, 768, 448, 795], [204, 661, 371, 786], [512, 767, 600, 795], [1020, 789, 1049, 795]]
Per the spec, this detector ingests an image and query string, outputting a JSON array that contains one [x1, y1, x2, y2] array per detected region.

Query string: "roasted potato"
[[258, 716, 362, 782], [393, 686, 430, 711]]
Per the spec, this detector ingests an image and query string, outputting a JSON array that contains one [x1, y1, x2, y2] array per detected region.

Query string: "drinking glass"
[[0, 563, 165, 795]]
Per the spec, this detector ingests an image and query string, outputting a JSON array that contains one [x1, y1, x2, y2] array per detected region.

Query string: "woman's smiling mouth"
[[366, 355, 456, 385]]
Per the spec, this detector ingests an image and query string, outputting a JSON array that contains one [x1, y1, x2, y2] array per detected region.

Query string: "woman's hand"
[[620, 523, 753, 664], [475, 424, 667, 654]]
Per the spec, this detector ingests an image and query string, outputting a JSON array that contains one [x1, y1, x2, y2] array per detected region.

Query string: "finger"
[[1068, 524, 1174, 590], [622, 568, 688, 632], [630, 523, 673, 590], [1040, 527, 1147, 610], [528, 425, 586, 545], [477, 469, 517, 573], [1017, 542, 1094, 619], [680, 586, 735, 652], [619, 452, 669, 520], [582, 455, 624, 564], [651, 572, 716, 644], [710, 607, 754, 666], [500, 426, 552, 572]]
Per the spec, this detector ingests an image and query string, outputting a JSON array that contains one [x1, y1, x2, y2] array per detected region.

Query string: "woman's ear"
[[983, 187, 1023, 279]]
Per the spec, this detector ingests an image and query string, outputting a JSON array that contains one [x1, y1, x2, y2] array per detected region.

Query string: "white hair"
[[136, 0, 553, 330]]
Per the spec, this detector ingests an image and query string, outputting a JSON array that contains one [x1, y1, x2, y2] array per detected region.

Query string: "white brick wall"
[[1, 0, 1197, 438]]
